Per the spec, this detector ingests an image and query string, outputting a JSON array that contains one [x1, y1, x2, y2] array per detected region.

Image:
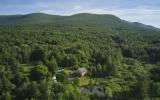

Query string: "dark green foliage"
[[30, 47, 46, 62], [46, 59, 58, 75], [150, 67, 160, 82], [91, 48, 122, 77], [60, 55, 78, 68], [30, 64, 48, 81], [149, 82, 160, 98], [131, 75, 149, 100], [0, 13, 160, 100], [56, 72, 68, 83], [2, 91, 12, 100]]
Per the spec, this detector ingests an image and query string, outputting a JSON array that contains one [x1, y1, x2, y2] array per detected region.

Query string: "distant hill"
[[0, 13, 62, 25], [0, 13, 159, 31]]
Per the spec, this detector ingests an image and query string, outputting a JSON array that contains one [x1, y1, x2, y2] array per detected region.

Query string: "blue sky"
[[0, 0, 160, 28]]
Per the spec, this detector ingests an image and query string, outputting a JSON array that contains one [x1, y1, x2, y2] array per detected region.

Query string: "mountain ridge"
[[0, 13, 159, 31]]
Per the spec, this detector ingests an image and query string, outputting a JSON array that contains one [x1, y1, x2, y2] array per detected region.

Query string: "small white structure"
[[77, 67, 87, 76], [52, 76, 57, 82], [58, 67, 65, 72]]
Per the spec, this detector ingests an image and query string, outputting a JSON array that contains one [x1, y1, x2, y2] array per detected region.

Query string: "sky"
[[0, 0, 160, 28]]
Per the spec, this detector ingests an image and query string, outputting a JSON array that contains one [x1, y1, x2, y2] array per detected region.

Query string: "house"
[[77, 67, 87, 76]]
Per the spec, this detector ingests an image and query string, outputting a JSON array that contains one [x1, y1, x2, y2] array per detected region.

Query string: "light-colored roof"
[[52, 76, 56, 80], [78, 67, 87, 73]]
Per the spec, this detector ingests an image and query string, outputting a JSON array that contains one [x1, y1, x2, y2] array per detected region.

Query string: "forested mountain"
[[0, 13, 160, 100], [0, 13, 159, 31]]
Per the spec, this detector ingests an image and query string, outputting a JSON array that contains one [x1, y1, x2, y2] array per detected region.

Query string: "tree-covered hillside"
[[0, 13, 160, 100], [0, 13, 159, 31]]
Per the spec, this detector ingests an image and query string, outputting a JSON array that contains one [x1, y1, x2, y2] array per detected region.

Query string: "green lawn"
[[79, 76, 95, 87], [63, 68, 73, 74]]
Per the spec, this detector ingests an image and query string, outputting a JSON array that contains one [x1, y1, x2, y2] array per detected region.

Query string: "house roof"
[[78, 67, 87, 73]]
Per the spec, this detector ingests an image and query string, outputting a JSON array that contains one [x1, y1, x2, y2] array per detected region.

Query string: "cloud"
[[47, 5, 159, 28]]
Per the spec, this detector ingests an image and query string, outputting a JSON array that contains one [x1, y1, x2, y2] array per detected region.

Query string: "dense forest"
[[0, 13, 160, 100]]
